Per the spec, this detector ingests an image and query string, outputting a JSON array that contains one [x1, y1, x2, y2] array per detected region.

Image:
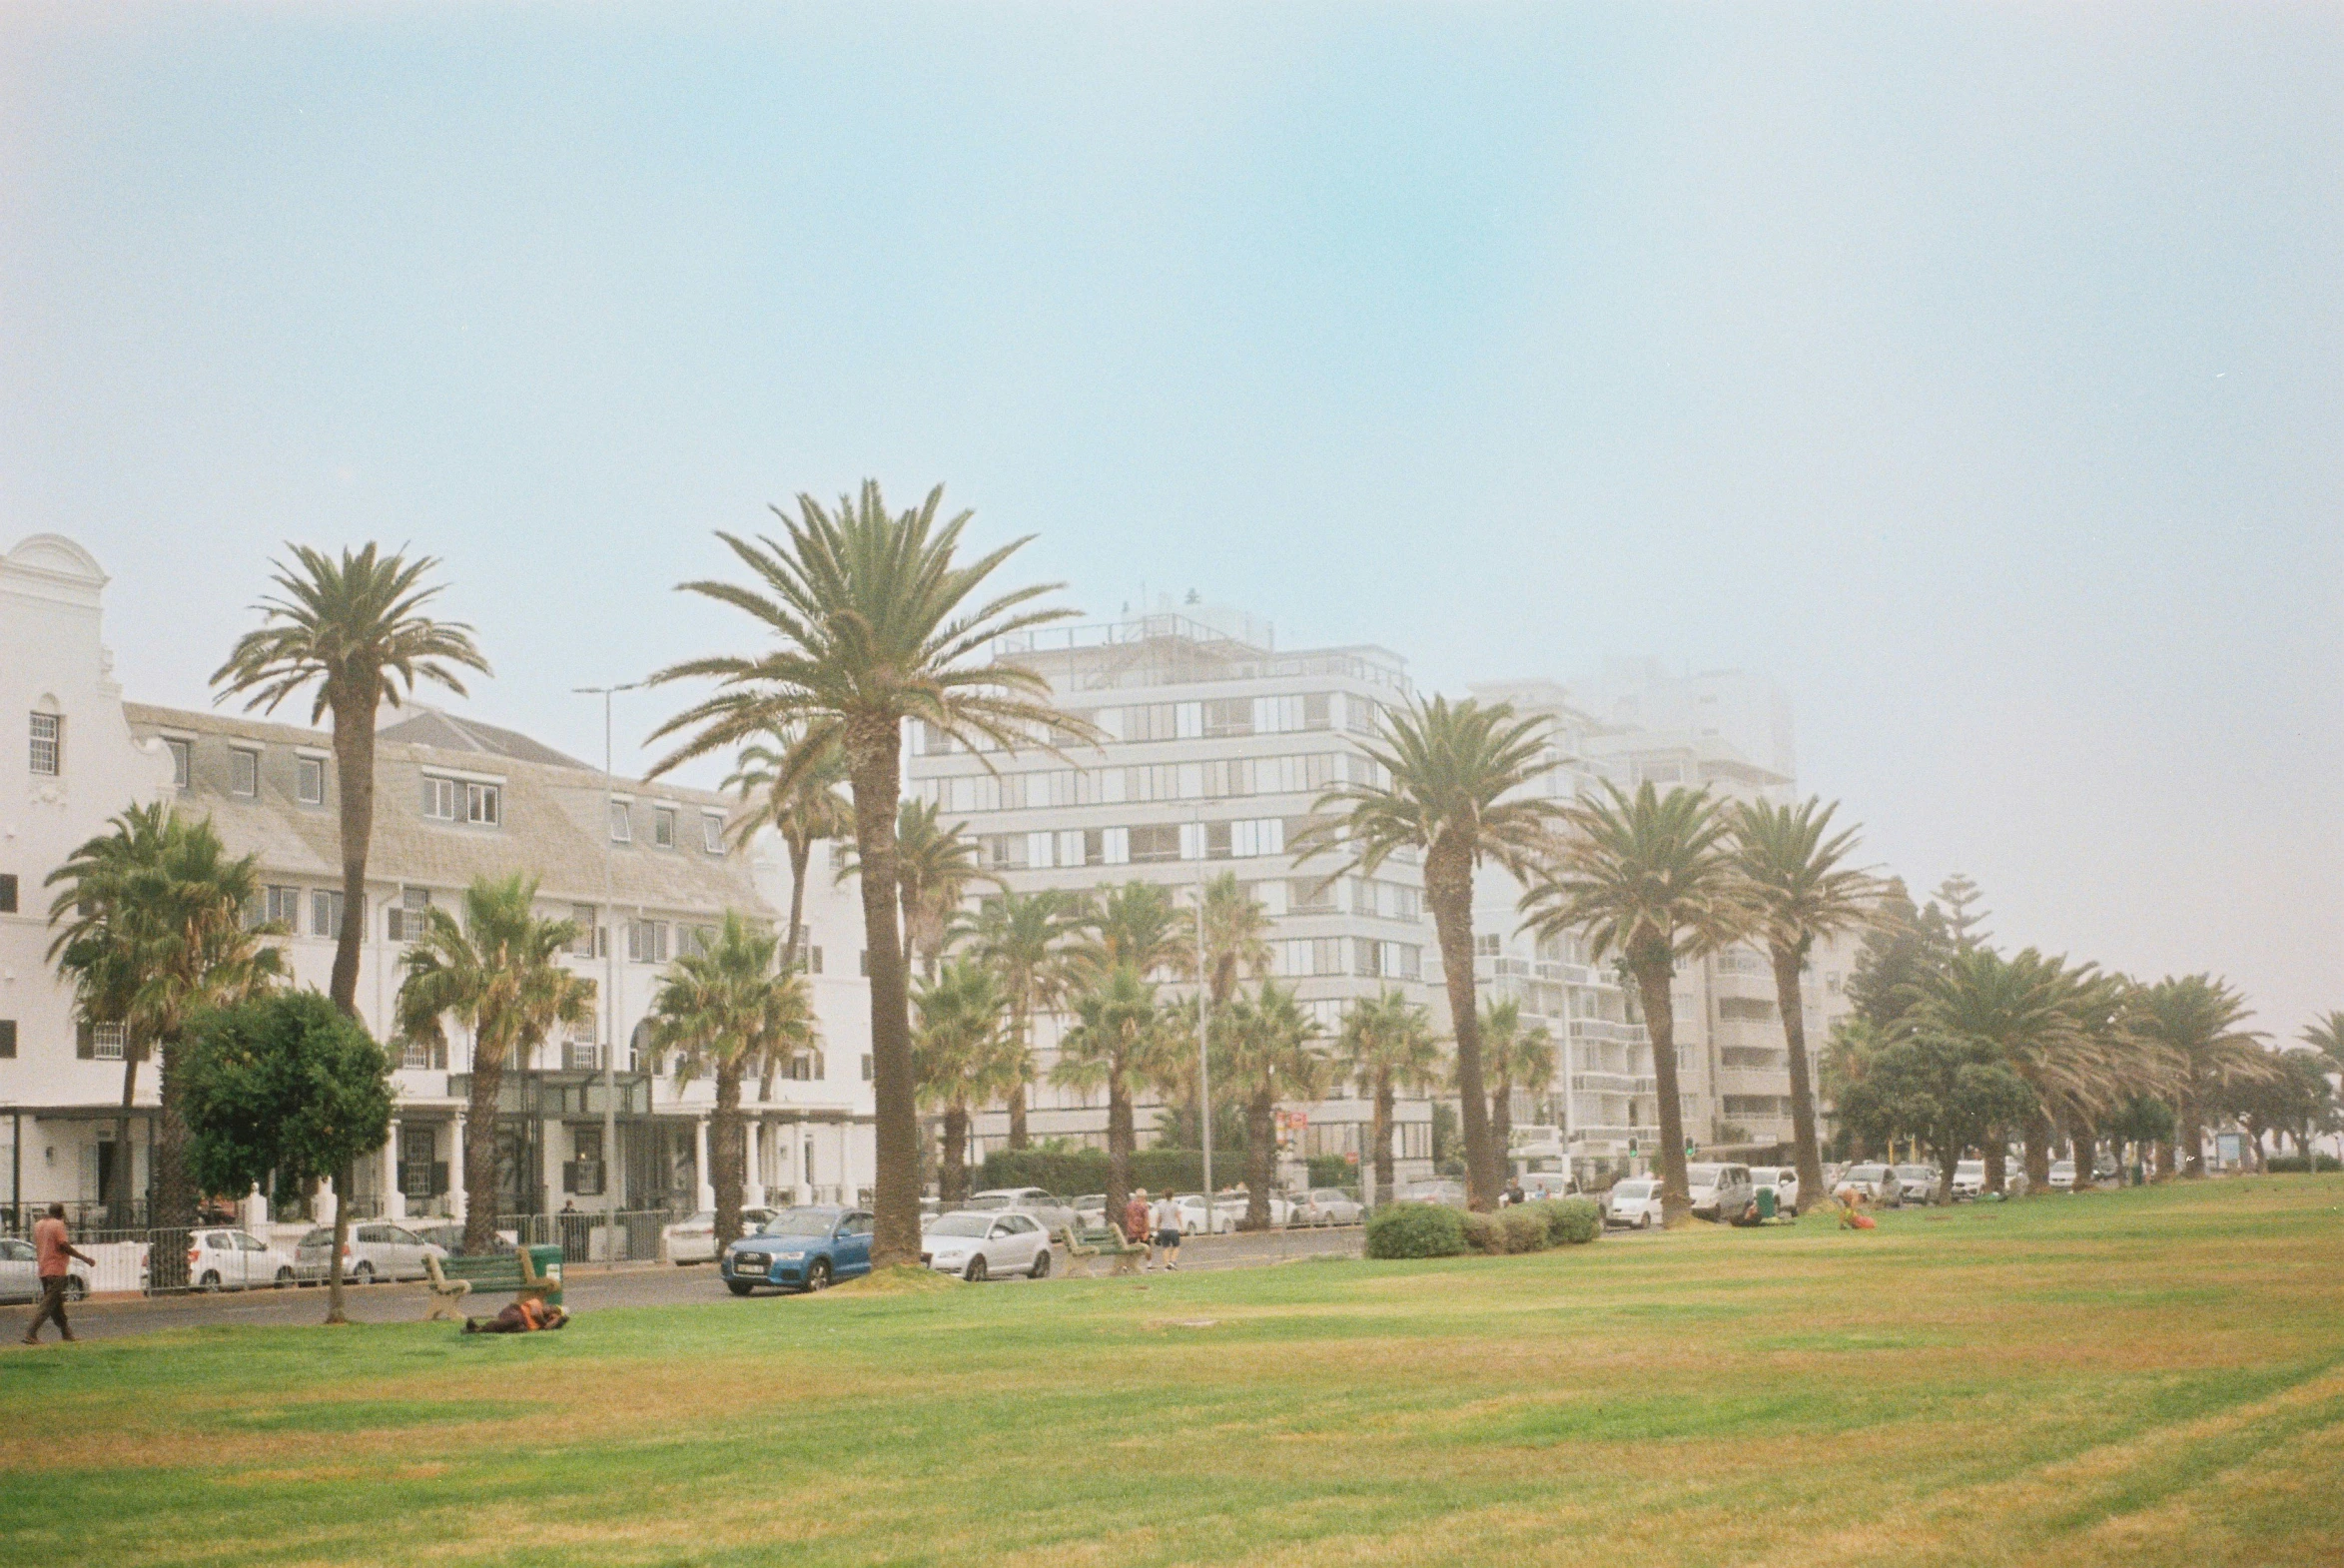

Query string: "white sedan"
[[187, 1227, 301, 1291], [295, 1221, 446, 1284], [0, 1237, 98, 1303], [920, 1210, 1052, 1281], [1172, 1194, 1236, 1235], [1213, 1189, 1294, 1227]]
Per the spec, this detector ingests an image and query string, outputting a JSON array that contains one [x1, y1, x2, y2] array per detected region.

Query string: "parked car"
[[719, 1207, 874, 1294], [187, 1227, 301, 1291], [410, 1223, 513, 1257], [1071, 1194, 1109, 1230], [1399, 1178, 1469, 1209], [1172, 1194, 1236, 1235], [664, 1207, 779, 1264], [1214, 1188, 1294, 1227], [921, 1209, 1053, 1281], [295, 1221, 445, 1284], [2047, 1160, 2077, 1191], [962, 1188, 1079, 1234], [1894, 1165, 1944, 1205], [1295, 1188, 1364, 1226], [1839, 1163, 1901, 1206], [1747, 1167, 1801, 1216], [1605, 1177, 1664, 1229], [1685, 1163, 1756, 1221], [1950, 1160, 1985, 1199], [1519, 1172, 1580, 1201], [0, 1237, 98, 1302]]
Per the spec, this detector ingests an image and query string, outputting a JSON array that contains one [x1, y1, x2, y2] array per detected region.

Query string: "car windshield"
[[1956, 1162, 1983, 1174], [1849, 1165, 1889, 1180], [759, 1211, 836, 1236], [299, 1227, 332, 1245], [1614, 1181, 1655, 1198], [1895, 1167, 1933, 1179], [925, 1213, 991, 1238], [1685, 1165, 1725, 1184], [962, 1194, 1011, 1209]]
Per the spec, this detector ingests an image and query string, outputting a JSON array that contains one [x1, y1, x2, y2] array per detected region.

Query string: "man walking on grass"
[[22, 1202, 94, 1345], [1152, 1190, 1183, 1271]]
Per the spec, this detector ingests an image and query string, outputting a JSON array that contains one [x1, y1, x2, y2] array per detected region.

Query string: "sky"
[[3, 3, 2338, 1038]]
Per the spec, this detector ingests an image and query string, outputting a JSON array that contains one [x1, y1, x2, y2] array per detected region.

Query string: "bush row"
[[976, 1148, 1205, 1195], [2264, 1155, 2342, 1174], [1364, 1196, 1602, 1259]]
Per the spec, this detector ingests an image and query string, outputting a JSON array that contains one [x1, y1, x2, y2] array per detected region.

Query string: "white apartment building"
[[907, 600, 1440, 1186], [2, 531, 876, 1227]]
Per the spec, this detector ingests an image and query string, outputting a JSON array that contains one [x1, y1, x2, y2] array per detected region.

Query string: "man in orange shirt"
[[22, 1202, 94, 1345]]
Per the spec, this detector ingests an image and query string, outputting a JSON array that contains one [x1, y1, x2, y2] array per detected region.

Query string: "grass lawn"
[[4, 1178, 2341, 1567]]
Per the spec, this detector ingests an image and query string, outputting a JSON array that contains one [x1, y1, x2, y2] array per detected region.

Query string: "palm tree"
[[2301, 1013, 2344, 1078], [722, 723, 852, 967], [2131, 975, 2276, 1176], [395, 876, 591, 1254], [1170, 873, 1275, 1148], [646, 913, 817, 1252], [839, 798, 986, 977], [913, 960, 1023, 1202], [962, 889, 1085, 1149], [1214, 981, 1328, 1228], [1337, 990, 1444, 1200], [1298, 696, 1559, 1209], [1906, 947, 2099, 1194], [1480, 996, 1555, 1155], [47, 805, 287, 1233], [1524, 781, 1748, 1224], [1076, 880, 1187, 981], [1728, 797, 1885, 1212], [1052, 965, 1172, 1220], [645, 481, 1087, 1266]]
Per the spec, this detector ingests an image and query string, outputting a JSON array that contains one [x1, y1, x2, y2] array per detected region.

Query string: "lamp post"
[[1193, 814, 1213, 1234], [575, 682, 640, 1231]]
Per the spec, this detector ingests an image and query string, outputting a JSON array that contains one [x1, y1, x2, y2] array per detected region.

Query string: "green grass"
[[6, 1178, 2343, 1567]]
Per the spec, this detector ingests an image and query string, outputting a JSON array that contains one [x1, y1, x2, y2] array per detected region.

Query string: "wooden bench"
[[423, 1248, 558, 1321], [1059, 1224, 1149, 1278]]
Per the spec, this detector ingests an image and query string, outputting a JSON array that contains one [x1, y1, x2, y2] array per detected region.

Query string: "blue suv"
[[720, 1207, 874, 1294]]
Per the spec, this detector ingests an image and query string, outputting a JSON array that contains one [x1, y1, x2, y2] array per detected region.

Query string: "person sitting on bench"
[[463, 1298, 569, 1334]]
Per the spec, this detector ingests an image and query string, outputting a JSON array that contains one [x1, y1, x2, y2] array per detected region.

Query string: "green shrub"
[[1496, 1207, 1548, 1253], [2265, 1155, 2342, 1174], [1363, 1201, 1467, 1258], [1305, 1156, 1355, 1189], [1458, 1209, 1506, 1255], [976, 1148, 1205, 1196], [1531, 1195, 1603, 1245]]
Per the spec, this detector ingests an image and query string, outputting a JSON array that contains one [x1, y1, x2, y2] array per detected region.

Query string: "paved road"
[[6, 1223, 1368, 1342]]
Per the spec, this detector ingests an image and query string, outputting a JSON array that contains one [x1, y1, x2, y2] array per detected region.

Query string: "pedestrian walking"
[[1152, 1190, 1183, 1271], [1123, 1186, 1153, 1266], [22, 1202, 94, 1345]]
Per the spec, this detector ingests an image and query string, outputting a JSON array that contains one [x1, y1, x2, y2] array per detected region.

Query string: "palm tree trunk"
[[844, 718, 918, 1268], [1769, 946, 1828, 1219], [1425, 839, 1497, 1210], [325, 687, 379, 1323], [1490, 1065, 1514, 1157], [713, 1064, 744, 1253], [154, 1034, 197, 1229], [1634, 961, 1693, 1224], [112, 1038, 143, 1228], [462, 1042, 503, 1256], [941, 1105, 969, 1202], [1006, 998, 1031, 1150], [1245, 1089, 1273, 1230], [1106, 1079, 1134, 1220], [1373, 1077, 1395, 1200], [2023, 1116, 2052, 1193], [1939, 1145, 1960, 1205], [1984, 1143, 2007, 1195], [785, 840, 811, 970]]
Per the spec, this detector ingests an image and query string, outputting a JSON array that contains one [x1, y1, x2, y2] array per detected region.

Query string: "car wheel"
[[965, 1255, 988, 1283], [1030, 1249, 1051, 1279], [727, 1282, 754, 1297], [275, 1266, 295, 1288], [200, 1270, 222, 1292], [1636, 1212, 1651, 1230], [354, 1262, 375, 1286], [806, 1258, 832, 1291], [63, 1276, 88, 1302]]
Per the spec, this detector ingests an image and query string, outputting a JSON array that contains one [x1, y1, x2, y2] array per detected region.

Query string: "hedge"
[[1459, 1210, 1506, 1255], [975, 1148, 1205, 1196], [2265, 1155, 2342, 1174], [1362, 1198, 1604, 1262], [1529, 1195, 1602, 1245], [1496, 1207, 1548, 1253], [1305, 1156, 1355, 1189], [1364, 1202, 1467, 1258]]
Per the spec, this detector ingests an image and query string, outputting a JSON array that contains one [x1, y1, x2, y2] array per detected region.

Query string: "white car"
[[295, 1221, 446, 1284], [1686, 1163, 1756, 1221], [1214, 1189, 1293, 1227], [1894, 1165, 1944, 1205], [187, 1227, 301, 1291], [664, 1208, 778, 1264], [964, 1188, 1080, 1234], [1951, 1160, 1985, 1199], [920, 1210, 1052, 1281], [2047, 1161, 2077, 1191], [1172, 1194, 1236, 1235], [1605, 1177, 1664, 1229], [0, 1237, 99, 1303], [1295, 1188, 1365, 1226], [1748, 1167, 1801, 1216]]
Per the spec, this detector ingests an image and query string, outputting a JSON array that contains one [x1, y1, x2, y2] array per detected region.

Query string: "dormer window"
[[297, 756, 325, 805], [609, 800, 632, 843], [422, 777, 457, 819], [230, 748, 259, 797], [654, 807, 676, 848], [166, 737, 191, 789], [423, 777, 498, 826], [703, 814, 725, 854], [465, 782, 499, 826]]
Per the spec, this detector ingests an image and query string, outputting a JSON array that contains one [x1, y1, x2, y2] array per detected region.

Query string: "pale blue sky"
[[4, 4, 2337, 1034]]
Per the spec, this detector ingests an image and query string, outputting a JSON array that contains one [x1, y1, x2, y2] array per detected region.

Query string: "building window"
[[297, 756, 325, 804], [231, 748, 259, 797], [28, 712, 61, 776], [422, 777, 455, 819], [311, 889, 346, 940], [0, 874, 15, 914], [90, 1022, 126, 1061], [571, 904, 601, 959], [388, 887, 431, 942], [0, 1020, 15, 1059], [627, 920, 670, 964], [860, 1055, 874, 1082], [464, 781, 499, 826], [608, 800, 631, 843], [166, 738, 191, 788], [703, 814, 725, 854], [654, 807, 676, 848], [264, 886, 301, 928]]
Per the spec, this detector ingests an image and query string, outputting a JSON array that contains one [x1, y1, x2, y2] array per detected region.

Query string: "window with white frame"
[[311, 889, 346, 940], [297, 756, 325, 804], [608, 800, 631, 843], [231, 748, 259, 797], [703, 814, 724, 854], [388, 887, 431, 942], [654, 807, 675, 848], [422, 776, 457, 819], [627, 919, 670, 964], [264, 886, 301, 928], [166, 737, 191, 788], [28, 712, 60, 776], [464, 781, 499, 826]]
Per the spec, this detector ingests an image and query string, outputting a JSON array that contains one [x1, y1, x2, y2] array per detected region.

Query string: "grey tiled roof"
[[125, 702, 768, 919]]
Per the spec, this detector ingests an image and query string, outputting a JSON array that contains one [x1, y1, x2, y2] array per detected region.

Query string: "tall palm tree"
[[1076, 880, 1187, 981], [1214, 981, 1328, 1228], [646, 912, 817, 1252], [1169, 873, 1276, 1148], [1480, 996, 1555, 1155], [1337, 990, 1444, 1200], [47, 805, 287, 1234], [913, 960, 1023, 1201], [646, 481, 1087, 1266], [395, 876, 591, 1254], [2131, 975, 2276, 1176], [1728, 797, 1885, 1212], [1052, 965, 1172, 1221], [1906, 947, 2097, 1194], [962, 889, 1085, 1149], [722, 723, 852, 966], [2301, 1013, 2344, 1079], [1298, 696, 1559, 1210], [1524, 781, 1748, 1224], [838, 798, 986, 977]]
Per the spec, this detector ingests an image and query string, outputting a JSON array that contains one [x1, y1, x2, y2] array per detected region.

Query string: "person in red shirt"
[[1122, 1187, 1155, 1269], [22, 1202, 95, 1345]]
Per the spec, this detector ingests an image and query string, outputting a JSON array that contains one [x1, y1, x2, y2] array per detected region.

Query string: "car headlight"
[[773, 1248, 807, 1260]]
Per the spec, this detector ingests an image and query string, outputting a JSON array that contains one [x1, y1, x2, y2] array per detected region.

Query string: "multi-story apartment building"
[[2, 531, 876, 1226], [907, 601, 1439, 1187]]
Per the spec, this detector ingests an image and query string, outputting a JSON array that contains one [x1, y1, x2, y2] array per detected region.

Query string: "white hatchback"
[[1748, 1167, 1802, 1216], [1605, 1178, 1664, 1229], [920, 1210, 1053, 1281], [187, 1227, 301, 1291], [0, 1237, 99, 1302], [296, 1221, 446, 1284]]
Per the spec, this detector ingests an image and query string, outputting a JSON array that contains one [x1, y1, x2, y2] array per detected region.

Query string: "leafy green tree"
[[723, 723, 852, 968], [2130, 975, 2275, 1176], [394, 876, 592, 1253], [1214, 981, 1328, 1228], [1835, 1032, 2037, 1199], [1728, 796, 1884, 1218], [1300, 696, 1559, 1210], [647, 913, 817, 1250], [1480, 996, 1555, 1154], [181, 991, 394, 1270], [46, 805, 287, 1236], [913, 960, 1024, 1202], [647, 481, 1087, 1266], [1338, 990, 1444, 1199], [1845, 878, 1951, 1031], [961, 889, 1085, 1149], [1052, 965, 1173, 1219], [1929, 874, 1992, 953], [2107, 1093, 2176, 1179], [1526, 781, 1748, 1223]]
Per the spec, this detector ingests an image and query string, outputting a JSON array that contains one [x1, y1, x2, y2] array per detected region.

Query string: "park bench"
[[1058, 1223, 1148, 1278], [422, 1246, 560, 1321]]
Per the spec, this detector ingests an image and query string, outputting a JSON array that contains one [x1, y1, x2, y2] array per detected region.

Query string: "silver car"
[[920, 1210, 1053, 1281], [0, 1237, 97, 1302], [1839, 1163, 1901, 1206], [296, 1221, 446, 1284], [1295, 1187, 1364, 1226], [1894, 1165, 1944, 1205], [1399, 1178, 1469, 1209], [963, 1188, 1079, 1234], [1605, 1177, 1664, 1229], [1685, 1163, 1756, 1221]]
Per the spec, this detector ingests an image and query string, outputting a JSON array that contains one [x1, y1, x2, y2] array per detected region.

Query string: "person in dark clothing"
[[463, 1298, 568, 1334], [22, 1202, 94, 1345]]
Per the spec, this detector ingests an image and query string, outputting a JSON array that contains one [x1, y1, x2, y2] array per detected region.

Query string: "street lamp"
[[1194, 811, 1213, 1233], [575, 681, 640, 1231]]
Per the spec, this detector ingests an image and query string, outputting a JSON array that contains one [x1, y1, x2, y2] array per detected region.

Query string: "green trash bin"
[[525, 1243, 565, 1307], [1755, 1186, 1778, 1221]]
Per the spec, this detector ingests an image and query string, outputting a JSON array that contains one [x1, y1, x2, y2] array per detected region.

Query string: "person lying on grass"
[[463, 1299, 568, 1334]]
